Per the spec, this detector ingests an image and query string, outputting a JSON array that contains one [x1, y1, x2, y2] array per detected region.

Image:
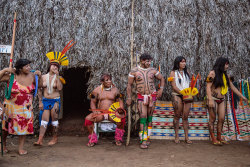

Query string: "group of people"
[[0, 41, 74, 155], [0, 51, 248, 154], [84, 54, 248, 149]]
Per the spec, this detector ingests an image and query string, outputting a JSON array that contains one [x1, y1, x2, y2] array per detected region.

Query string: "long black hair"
[[173, 56, 190, 79], [15, 59, 31, 75], [212, 57, 230, 88]]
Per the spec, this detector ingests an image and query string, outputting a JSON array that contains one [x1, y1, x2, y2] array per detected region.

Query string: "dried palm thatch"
[[0, 0, 249, 131]]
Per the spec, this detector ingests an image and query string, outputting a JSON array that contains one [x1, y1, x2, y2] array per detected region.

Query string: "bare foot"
[[48, 138, 58, 146], [0, 147, 9, 153], [211, 139, 223, 146], [174, 137, 180, 144], [87, 142, 96, 147], [185, 140, 193, 144], [33, 141, 43, 146], [115, 141, 122, 146], [140, 141, 148, 149], [218, 140, 229, 145], [146, 139, 151, 146], [19, 150, 28, 155]]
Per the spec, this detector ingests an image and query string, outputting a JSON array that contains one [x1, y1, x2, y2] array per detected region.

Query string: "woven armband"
[[129, 73, 135, 78], [155, 71, 160, 76]]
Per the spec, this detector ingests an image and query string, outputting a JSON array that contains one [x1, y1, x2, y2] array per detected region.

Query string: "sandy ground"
[[0, 136, 250, 167]]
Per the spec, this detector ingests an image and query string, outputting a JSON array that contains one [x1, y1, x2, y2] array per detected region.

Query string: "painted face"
[[141, 59, 151, 68], [102, 77, 112, 88], [50, 64, 59, 74], [224, 62, 229, 71], [179, 59, 186, 70], [21, 64, 31, 74]]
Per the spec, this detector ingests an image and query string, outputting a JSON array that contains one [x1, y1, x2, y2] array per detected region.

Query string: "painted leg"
[[85, 114, 103, 147], [146, 103, 154, 145], [172, 96, 183, 143], [34, 110, 50, 146], [48, 103, 60, 146], [34, 120, 48, 146], [183, 102, 192, 144], [139, 102, 148, 149], [48, 121, 59, 146], [208, 103, 222, 146], [217, 102, 229, 144]]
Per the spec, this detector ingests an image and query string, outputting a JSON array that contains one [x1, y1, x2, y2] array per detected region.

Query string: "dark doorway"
[[59, 67, 90, 135]]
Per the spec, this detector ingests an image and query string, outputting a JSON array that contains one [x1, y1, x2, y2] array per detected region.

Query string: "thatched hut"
[[0, 0, 249, 134]]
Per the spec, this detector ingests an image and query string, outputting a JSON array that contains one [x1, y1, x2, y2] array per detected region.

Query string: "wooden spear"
[[126, 0, 135, 146], [9, 12, 17, 68]]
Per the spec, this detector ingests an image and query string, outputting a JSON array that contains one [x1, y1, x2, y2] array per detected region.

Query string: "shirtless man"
[[85, 74, 125, 147], [126, 53, 165, 149], [34, 62, 63, 146], [206, 57, 248, 145]]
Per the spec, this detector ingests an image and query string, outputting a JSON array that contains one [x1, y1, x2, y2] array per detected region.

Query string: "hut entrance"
[[60, 67, 90, 135]]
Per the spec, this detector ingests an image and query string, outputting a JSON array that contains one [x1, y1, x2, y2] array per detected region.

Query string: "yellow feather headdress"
[[46, 40, 76, 66]]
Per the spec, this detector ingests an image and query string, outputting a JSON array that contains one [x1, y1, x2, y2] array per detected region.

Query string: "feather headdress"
[[46, 40, 76, 66]]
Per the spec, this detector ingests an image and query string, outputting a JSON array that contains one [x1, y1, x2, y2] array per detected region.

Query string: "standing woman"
[[0, 59, 42, 155], [206, 57, 248, 145], [169, 56, 192, 144], [34, 41, 74, 146]]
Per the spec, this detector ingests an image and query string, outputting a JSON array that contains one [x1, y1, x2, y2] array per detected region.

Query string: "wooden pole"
[[126, 0, 135, 146], [9, 12, 17, 68]]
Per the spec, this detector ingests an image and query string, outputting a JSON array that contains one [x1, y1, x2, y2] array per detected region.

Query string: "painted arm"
[[155, 71, 165, 98], [206, 71, 215, 108], [115, 89, 124, 109], [90, 90, 98, 110], [38, 88, 43, 110], [170, 71, 181, 94], [229, 81, 248, 103], [126, 72, 135, 106]]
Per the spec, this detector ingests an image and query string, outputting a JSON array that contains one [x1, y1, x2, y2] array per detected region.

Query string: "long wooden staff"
[[126, 0, 135, 146], [9, 12, 17, 68]]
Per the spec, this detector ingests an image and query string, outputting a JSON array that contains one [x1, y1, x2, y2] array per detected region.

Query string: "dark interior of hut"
[[59, 67, 90, 135]]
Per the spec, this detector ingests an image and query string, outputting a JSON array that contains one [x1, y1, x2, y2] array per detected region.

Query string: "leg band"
[[88, 133, 98, 144], [147, 116, 153, 123], [139, 131, 143, 140], [147, 126, 152, 140], [41, 120, 48, 128], [140, 118, 147, 142], [85, 119, 93, 126], [52, 120, 59, 127], [115, 128, 125, 142], [140, 118, 147, 124], [143, 132, 148, 141]]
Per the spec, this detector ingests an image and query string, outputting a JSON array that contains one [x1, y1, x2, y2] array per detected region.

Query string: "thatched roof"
[[0, 0, 249, 101]]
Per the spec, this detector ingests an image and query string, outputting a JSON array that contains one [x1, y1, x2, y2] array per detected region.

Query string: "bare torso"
[[93, 85, 119, 110], [211, 85, 224, 98], [207, 70, 225, 99], [42, 74, 61, 99], [131, 67, 158, 95]]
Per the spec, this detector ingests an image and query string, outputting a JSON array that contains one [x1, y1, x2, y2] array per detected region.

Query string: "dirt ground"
[[0, 136, 250, 167]]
